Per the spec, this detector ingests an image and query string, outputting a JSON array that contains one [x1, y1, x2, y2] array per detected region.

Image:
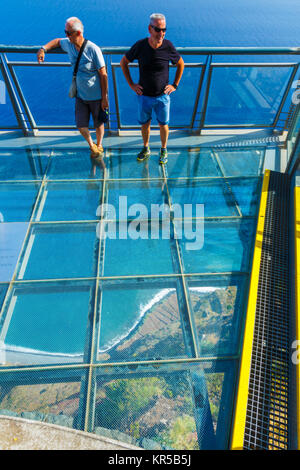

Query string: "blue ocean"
[[3, 0, 300, 47]]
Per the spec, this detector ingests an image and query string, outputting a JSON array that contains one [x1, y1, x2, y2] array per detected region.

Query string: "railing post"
[[0, 53, 30, 135], [198, 54, 212, 133], [273, 63, 299, 129], [111, 62, 121, 132], [5, 54, 37, 131]]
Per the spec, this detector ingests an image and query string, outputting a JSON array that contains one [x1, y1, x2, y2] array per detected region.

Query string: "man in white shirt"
[[37, 17, 108, 158]]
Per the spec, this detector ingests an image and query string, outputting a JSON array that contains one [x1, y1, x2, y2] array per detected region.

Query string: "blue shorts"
[[137, 94, 170, 125]]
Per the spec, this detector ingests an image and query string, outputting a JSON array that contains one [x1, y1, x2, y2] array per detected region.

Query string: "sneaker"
[[137, 146, 151, 162], [90, 143, 101, 158], [159, 148, 168, 165]]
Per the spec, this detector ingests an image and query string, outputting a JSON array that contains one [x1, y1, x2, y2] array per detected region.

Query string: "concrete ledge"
[[0, 415, 142, 450]]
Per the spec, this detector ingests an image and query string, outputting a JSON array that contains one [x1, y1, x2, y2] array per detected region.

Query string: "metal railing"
[[0, 45, 300, 135]]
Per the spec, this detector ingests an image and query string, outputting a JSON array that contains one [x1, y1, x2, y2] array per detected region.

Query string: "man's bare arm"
[[98, 66, 109, 110], [164, 57, 185, 95], [120, 55, 143, 95], [37, 38, 61, 63]]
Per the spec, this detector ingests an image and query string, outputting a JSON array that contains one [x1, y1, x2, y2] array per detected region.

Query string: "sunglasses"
[[65, 30, 76, 36], [151, 25, 167, 33]]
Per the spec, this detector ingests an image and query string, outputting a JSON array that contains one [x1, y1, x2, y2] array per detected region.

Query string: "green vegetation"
[[95, 374, 200, 450], [160, 415, 199, 450], [95, 376, 167, 429]]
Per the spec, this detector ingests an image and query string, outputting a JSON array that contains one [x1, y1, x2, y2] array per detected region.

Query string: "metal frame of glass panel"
[[0, 143, 264, 448], [200, 62, 299, 129]]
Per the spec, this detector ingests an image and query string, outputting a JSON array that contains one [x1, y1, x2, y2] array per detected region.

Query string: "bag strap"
[[73, 39, 88, 77]]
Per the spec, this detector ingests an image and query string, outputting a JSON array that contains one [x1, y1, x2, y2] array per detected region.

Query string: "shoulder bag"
[[68, 39, 88, 98]]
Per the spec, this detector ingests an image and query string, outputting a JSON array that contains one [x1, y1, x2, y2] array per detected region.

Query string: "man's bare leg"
[[159, 124, 169, 149], [159, 124, 169, 164], [78, 126, 101, 157], [137, 121, 151, 161], [141, 120, 151, 147], [95, 123, 105, 149], [78, 127, 95, 149]]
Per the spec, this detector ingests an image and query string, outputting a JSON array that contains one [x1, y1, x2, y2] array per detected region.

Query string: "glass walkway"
[[0, 45, 299, 450]]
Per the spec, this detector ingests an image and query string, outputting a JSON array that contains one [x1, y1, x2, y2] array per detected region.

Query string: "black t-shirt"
[[125, 38, 181, 96]]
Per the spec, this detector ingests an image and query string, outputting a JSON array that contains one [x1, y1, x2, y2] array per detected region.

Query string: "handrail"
[[1, 45, 300, 55], [1, 44, 300, 135]]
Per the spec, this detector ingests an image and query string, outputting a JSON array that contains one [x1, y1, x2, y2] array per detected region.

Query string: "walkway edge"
[[295, 182, 300, 450], [230, 169, 270, 450]]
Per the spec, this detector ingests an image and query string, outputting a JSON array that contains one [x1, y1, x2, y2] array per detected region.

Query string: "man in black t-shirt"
[[120, 13, 184, 164]]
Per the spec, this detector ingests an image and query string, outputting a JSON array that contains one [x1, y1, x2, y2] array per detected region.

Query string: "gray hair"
[[65, 17, 84, 33], [150, 13, 166, 25]]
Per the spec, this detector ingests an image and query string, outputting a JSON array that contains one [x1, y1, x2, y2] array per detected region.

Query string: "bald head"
[[65, 17, 84, 34]]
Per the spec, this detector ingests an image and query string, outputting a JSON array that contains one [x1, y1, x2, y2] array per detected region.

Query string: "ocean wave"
[[99, 288, 175, 353], [190, 286, 224, 293], [99, 286, 226, 353], [2, 344, 83, 358]]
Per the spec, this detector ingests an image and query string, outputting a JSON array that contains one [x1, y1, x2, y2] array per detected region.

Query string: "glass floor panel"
[[0, 144, 265, 449], [16, 223, 99, 280], [0, 149, 49, 181], [0, 182, 40, 222], [186, 274, 249, 357], [168, 177, 261, 217], [0, 222, 29, 282], [165, 148, 221, 178], [214, 148, 265, 176], [102, 226, 177, 277], [47, 149, 105, 180], [175, 218, 256, 273], [35, 181, 103, 222], [97, 278, 189, 363], [0, 280, 94, 366], [94, 361, 236, 450], [0, 368, 85, 430], [106, 149, 163, 179], [105, 180, 167, 212]]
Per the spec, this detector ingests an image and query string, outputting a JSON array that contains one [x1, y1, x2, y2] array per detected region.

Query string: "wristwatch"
[[172, 83, 178, 89]]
